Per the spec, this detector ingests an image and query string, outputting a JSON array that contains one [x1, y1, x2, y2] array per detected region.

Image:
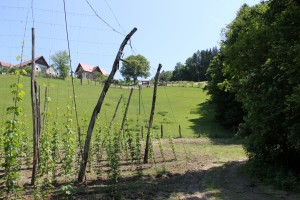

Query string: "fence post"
[[141, 126, 144, 139], [179, 125, 182, 138]]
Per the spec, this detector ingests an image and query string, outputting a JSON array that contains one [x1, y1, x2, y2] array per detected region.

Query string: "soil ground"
[[8, 138, 300, 199]]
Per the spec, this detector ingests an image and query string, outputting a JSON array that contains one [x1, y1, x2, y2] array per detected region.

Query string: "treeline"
[[206, 0, 300, 188], [159, 47, 218, 82]]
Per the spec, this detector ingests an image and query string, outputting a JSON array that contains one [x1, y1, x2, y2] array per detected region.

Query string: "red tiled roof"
[[75, 63, 108, 75], [77, 63, 95, 73], [0, 61, 12, 67]]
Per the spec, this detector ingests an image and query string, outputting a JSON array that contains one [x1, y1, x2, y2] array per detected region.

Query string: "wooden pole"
[[179, 125, 182, 138], [37, 85, 41, 139], [139, 85, 141, 115], [30, 27, 39, 185], [109, 95, 123, 131], [161, 124, 164, 138], [78, 27, 137, 183], [120, 88, 133, 131], [143, 64, 162, 164], [42, 87, 48, 127]]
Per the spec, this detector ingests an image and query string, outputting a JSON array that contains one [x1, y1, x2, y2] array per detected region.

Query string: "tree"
[[120, 54, 150, 84], [171, 48, 218, 82], [51, 51, 70, 80], [205, 53, 244, 130], [159, 70, 172, 82], [93, 71, 107, 83], [171, 62, 188, 81], [207, 0, 300, 182]]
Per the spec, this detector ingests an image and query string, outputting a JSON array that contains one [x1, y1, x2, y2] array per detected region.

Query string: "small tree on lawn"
[[120, 54, 150, 84], [51, 51, 70, 80]]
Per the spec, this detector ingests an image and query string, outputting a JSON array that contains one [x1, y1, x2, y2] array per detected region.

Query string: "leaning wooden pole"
[[30, 27, 39, 185], [120, 88, 134, 131], [143, 64, 162, 164], [78, 27, 137, 182], [109, 95, 123, 131]]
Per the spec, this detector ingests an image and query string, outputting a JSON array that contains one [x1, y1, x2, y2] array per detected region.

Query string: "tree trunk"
[[78, 27, 137, 183], [143, 64, 162, 164]]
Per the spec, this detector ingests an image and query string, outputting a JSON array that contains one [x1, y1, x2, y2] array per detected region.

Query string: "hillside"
[[0, 74, 229, 138]]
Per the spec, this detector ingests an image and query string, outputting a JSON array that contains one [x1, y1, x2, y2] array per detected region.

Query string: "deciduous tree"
[[120, 54, 150, 84], [51, 51, 70, 80]]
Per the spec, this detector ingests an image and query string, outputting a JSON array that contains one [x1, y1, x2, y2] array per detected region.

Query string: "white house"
[[16, 56, 57, 76]]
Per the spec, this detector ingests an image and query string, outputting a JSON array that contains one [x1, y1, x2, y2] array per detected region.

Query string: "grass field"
[[2, 74, 299, 200], [0, 74, 230, 138]]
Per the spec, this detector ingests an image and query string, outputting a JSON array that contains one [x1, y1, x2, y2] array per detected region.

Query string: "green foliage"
[[120, 54, 150, 84], [158, 70, 173, 82], [206, 0, 300, 182], [60, 105, 75, 196], [36, 96, 55, 198], [171, 48, 218, 82], [51, 51, 70, 80], [168, 136, 177, 160], [156, 133, 165, 162], [134, 130, 143, 176], [1, 70, 24, 198], [106, 129, 121, 198], [51, 118, 60, 182], [205, 53, 244, 130]]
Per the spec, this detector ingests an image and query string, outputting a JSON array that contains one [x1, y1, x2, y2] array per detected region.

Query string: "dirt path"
[[74, 138, 300, 200]]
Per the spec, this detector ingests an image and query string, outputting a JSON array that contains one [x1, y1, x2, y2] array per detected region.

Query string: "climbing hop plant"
[[36, 95, 54, 199], [134, 130, 143, 175], [107, 128, 121, 197], [168, 135, 177, 160], [60, 105, 76, 196], [1, 70, 26, 199], [156, 132, 166, 162], [50, 108, 60, 182]]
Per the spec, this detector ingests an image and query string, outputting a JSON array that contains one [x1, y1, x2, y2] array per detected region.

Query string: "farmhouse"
[[75, 63, 108, 79], [16, 56, 57, 76], [0, 61, 13, 73]]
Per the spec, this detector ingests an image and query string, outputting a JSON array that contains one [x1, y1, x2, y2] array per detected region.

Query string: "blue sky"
[[0, 0, 260, 79]]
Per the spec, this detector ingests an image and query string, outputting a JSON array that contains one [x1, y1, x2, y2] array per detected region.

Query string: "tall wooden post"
[[179, 125, 182, 138], [30, 27, 39, 185], [144, 64, 162, 164], [139, 85, 141, 114], [78, 28, 137, 183]]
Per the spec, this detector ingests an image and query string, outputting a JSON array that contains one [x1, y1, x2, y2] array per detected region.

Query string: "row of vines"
[[0, 71, 182, 199]]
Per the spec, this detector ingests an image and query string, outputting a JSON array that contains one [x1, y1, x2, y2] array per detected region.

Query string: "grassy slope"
[[0, 74, 230, 138]]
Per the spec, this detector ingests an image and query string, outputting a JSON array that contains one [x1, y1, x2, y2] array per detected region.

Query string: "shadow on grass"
[[189, 101, 235, 139], [51, 161, 277, 200]]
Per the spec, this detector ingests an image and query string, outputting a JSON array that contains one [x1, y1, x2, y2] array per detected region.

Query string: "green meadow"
[[0, 74, 230, 138]]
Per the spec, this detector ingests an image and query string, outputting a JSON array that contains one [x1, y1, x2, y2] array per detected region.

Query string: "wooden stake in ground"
[[144, 64, 162, 164], [109, 95, 123, 131], [30, 27, 39, 185], [78, 27, 137, 183], [120, 88, 133, 131]]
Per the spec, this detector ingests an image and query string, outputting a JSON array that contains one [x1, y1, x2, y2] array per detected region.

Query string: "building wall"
[[46, 67, 57, 76], [82, 71, 93, 79]]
